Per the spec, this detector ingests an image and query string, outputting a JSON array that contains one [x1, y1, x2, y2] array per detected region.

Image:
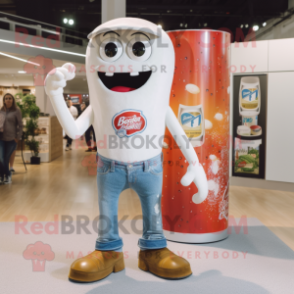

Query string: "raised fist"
[[45, 63, 76, 97]]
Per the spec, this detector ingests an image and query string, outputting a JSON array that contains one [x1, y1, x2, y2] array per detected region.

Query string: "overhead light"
[[204, 23, 207, 27], [190, 9, 193, 12], [185, 23, 188, 28], [43, 29, 60, 35], [240, 24, 243, 28], [0, 52, 40, 66], [263, 22, 267, 27], [68, 19, 74, 25], [253, 25, 259, 31], [0, 39, 86, 57], [180, 23, 183, 27], [18, 71, 26, 74], [63, 18, 68, 24], [245, 24, 249, 28]]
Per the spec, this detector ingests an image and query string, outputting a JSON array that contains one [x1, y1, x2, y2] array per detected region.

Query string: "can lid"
[[240, 76, 260, 87]]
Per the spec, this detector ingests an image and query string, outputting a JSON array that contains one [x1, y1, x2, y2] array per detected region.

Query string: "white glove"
[[181, 162, 208, 204], [45, 63, 76, 97]]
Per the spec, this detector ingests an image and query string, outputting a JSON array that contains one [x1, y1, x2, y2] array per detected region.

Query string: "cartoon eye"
[[127, 35, 152, 62], [33, 251, 37, 255], [41, 251, 45, 255], [99, 38, 123, 62]]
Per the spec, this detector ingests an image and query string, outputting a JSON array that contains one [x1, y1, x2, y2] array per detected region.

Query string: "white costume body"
[[45, 18, 208, 204], [90, 92, 168, 162], [86, 19, 172, 162]]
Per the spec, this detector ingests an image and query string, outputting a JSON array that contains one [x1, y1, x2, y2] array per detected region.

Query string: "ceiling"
[[0, 52, 88, 91], [0, 0, 289, 39], [0, 52, 85, 75]]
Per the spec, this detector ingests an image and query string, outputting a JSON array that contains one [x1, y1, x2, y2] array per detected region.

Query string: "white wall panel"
[[230, 41, 268, 73], [266, 72, 294, 183], [269, 39, 294, 71]]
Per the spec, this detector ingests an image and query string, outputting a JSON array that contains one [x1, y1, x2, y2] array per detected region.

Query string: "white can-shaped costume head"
[[86, 18, 175, 162]]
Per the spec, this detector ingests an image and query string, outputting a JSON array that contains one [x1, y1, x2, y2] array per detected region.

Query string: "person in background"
[[80, 101, 86, 112], [68, 98, 78, 119], [0, 93, 23, 184], [81, 101, 97, 152], [79, 102, 86, 143], [65, 98, 78, 151], [85, 125, 97, 152], [9, 149, 16, 174]]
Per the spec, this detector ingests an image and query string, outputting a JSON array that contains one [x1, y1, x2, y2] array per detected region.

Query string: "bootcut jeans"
[[95, 152, 167, 251], [0, 139, 17, 178]]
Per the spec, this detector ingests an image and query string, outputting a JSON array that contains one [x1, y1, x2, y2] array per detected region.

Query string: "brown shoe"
[[69, 250, 125, 282], [138, 248, 192, 279]]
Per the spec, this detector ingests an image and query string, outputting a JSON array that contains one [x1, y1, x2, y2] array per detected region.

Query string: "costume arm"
[[45, 63, 93, 139], [165, 106, 208, 204]]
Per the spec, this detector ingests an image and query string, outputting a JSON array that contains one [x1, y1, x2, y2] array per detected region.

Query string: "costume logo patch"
[[112, 110, 147, 138]]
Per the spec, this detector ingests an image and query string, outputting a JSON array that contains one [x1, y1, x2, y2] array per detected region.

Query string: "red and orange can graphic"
[[162, 30, 231, 243]]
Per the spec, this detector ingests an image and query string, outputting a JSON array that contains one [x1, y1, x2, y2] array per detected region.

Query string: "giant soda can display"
[[162, 30, 230, 243]]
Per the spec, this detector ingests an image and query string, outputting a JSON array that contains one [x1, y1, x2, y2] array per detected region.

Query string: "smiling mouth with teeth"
[[98, 71, 152, 92]]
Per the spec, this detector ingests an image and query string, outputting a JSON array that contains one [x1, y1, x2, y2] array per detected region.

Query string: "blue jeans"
[[95, 153, 167, 251], [0, 140, 17, 177]]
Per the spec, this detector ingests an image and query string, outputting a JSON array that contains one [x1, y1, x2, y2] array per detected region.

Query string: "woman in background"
[[0, 93, 23, 184], [9, 150, 16, 174]]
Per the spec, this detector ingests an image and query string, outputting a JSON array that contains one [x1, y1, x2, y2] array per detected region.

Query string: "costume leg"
[[132, 153, 192, 279], [69, 154, 127, 282], [95, 155, 128, 251], [131, 156, 167, 250]]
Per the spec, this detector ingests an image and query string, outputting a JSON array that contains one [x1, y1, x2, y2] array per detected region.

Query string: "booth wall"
[[266, 72, 294, 183], [230, 39, 294, 186]]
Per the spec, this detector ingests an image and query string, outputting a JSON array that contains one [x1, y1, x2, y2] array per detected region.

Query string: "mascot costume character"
[[45, 18, 208, 282]]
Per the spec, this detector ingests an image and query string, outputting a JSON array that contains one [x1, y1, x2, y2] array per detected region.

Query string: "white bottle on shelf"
[[239, 76, 261, 117]]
